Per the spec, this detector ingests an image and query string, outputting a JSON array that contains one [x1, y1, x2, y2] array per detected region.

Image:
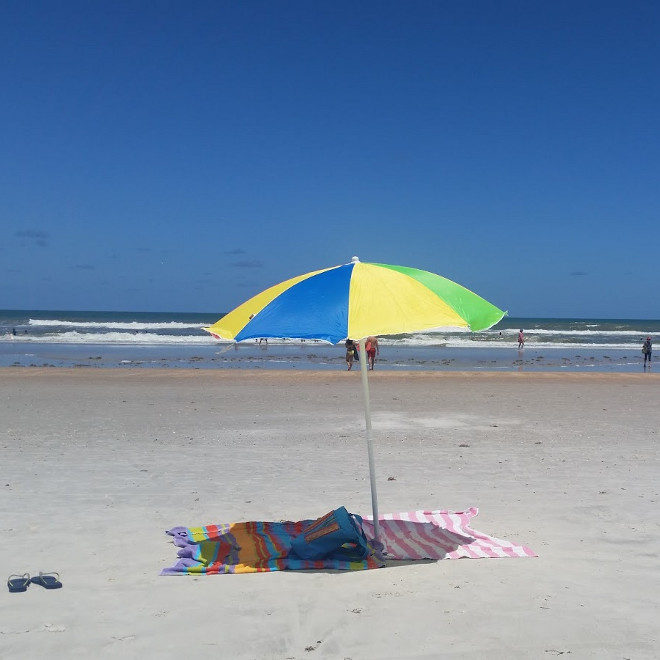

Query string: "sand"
[[1, 369, 659, 659]]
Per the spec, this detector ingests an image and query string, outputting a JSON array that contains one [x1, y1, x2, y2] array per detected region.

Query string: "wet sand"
[[1, 369, 659, 658], [1, 339, 653, 372]]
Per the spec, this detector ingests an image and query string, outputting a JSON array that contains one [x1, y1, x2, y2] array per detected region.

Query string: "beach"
[[1, 368, 659, 658]]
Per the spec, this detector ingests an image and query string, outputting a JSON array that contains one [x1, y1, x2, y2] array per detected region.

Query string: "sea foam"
[[28, 319, 205, 330]]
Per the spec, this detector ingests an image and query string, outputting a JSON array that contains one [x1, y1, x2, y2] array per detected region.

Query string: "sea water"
[[0, 310, 657, 372]]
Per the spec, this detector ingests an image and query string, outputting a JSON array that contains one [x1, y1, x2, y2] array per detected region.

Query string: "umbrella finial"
[[351, 255, 360, 263]]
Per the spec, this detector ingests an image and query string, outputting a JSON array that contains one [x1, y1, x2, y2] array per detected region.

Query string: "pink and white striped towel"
[[361, 507, 536, 560]]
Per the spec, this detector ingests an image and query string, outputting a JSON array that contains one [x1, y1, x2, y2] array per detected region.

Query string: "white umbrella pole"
[[358, 337, 380, 540]]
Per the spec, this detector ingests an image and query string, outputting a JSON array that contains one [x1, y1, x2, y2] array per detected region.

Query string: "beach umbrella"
[[204, 256, 505, 539]]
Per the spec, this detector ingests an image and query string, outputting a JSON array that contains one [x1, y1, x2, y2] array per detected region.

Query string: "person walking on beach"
[[248, 314, 268, 345], [642, 336, 652, 367], [345, 339, 357, 370], [366, 336, 379, 370], [517, 329, 525, 349]]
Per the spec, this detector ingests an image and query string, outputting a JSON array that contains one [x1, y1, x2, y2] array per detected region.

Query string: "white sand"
[[1, 369, 659, 658]]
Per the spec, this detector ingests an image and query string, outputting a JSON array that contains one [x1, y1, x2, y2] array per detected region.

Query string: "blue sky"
[[1, 1, 658, 317]]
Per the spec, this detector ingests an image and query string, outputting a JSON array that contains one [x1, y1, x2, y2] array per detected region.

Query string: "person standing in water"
[[248, 313, 267, 345], [365, 336, 379, 370], [345, 339, 357, 370], [642, 336, 652, 367], [517, 329, 525, 349]]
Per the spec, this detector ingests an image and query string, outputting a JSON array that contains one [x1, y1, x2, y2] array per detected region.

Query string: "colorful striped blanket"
[[161, 508, 535, 575], [161, 520, 384, 575], [361, 508, 537, 559]]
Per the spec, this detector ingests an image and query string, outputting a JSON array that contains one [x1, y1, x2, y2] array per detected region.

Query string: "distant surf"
[[0, 310, 655, 350], [0, 310, 656, 372]]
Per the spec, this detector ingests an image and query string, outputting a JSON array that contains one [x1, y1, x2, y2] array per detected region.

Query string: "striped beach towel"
[[162, 508, 535, 575], [161, 519, 384, 575], [360, 507, 536, 560]]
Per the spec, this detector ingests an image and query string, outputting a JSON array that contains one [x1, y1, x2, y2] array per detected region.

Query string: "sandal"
[[7, 573, 31, 593], [30, 572, 62, 589]]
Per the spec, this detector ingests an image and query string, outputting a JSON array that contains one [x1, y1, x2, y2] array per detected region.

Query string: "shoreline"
[[1, 339, 653, 373]]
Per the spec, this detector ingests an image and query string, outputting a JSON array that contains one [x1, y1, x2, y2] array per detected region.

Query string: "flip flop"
[[7, 573, 30, 593], [30, 572, 62, 589]]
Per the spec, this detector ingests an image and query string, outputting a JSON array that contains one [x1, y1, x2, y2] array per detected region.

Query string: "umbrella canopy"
[[204, 258, 505, 344], [204, 257, 505, 541]]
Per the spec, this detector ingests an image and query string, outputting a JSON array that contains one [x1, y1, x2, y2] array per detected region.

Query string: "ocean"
[[0, 309, 656, 372]]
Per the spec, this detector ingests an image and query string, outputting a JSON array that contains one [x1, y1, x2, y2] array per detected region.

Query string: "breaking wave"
[[28, 319, 204, 330]]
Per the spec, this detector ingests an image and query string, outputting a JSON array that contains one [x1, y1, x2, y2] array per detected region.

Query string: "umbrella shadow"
[[382, 558, 438, 568], [295, 520, 473, 574], [293, 558, 437, 576], [363, 519, 475, 560]]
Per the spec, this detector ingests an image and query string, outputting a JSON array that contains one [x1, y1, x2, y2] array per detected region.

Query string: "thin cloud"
[[224, 248, 245, 255], [15, 229, 49, 239], [570, 271, 588, 277], [73, 264, 96, 270], [15, 229, 50, 247], [231, 259, 263, 268]]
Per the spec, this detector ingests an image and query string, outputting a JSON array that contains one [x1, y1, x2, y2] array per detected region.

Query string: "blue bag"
[[290, 507, 371, 561]]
